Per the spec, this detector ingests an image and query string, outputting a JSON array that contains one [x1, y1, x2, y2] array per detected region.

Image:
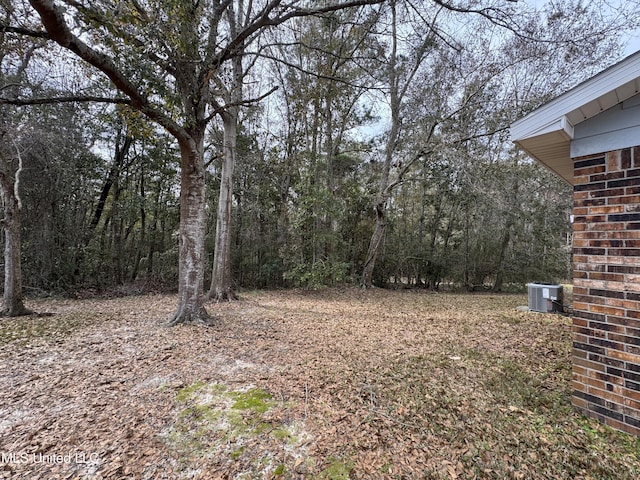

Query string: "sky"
[[517, 0, 639, 57], [625, 32, 640, 56]]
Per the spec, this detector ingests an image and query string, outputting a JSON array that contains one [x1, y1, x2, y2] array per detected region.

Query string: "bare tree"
[[361, 0, 438, 287], [360, 0, 637, 287]]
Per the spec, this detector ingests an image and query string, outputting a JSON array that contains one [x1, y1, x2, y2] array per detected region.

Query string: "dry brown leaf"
[[0, 289, 637, 479]]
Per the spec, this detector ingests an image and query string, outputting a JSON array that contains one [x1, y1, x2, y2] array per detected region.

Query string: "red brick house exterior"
[[511, 51, 640, 436], [572, 147, 640, 436]]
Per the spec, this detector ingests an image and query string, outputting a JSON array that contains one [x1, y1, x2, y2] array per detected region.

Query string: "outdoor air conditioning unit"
[[527, 283, 563, 313]]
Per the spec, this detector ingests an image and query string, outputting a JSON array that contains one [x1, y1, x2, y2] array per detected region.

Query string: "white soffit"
[[516, 130, 573, 184], [510, 51, 640, 184]]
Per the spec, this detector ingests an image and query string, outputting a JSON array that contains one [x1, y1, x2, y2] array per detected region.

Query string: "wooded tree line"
[[0, 0, 638, 320]]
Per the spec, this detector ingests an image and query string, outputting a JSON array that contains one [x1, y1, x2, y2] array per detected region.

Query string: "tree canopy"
[[0, 0, 638, 315]]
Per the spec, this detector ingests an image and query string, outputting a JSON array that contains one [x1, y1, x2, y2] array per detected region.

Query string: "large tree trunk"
[[90, 131, 131, 231], [209, 22, 243, 301], [493, 172, 519, 292], [360, 0, 399, 288], [168, 135, 210, 325], [0, 163, 31, 317], [492, 224, 512, 292], [361, 203, 386, 287], [209, 112, 238, 301]]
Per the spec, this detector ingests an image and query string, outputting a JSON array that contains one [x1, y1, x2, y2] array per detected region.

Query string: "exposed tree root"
[[1, 303, 34, 317], [167, 304, 215, 326], [208, 290, 238, 303]]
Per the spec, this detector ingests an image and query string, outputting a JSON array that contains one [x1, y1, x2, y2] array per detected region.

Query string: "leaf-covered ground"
[[1, 289, 639, 479]]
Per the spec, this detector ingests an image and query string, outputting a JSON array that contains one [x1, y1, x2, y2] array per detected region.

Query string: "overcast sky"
[[625, 32, 640, 56]]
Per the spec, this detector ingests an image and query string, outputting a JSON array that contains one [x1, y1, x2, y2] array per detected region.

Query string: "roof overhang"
[[513, 116, 574, 183], [510, 51, 640, 185]]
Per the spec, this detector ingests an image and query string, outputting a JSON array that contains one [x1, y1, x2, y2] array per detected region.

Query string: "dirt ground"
[[1, 288, 639, 479]]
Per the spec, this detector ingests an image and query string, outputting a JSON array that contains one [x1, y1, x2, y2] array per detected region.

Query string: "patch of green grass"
[[226, 409, 270, 438], [272, 426, 296, 443], [229, 387, 273, 413], [316, 457, 354, 480], [166, 382, 308, 476], [175, 381, 208, 403], [230, 446, 245, 460], [177, 402, 221, 424], [224, 388, 276, 439]]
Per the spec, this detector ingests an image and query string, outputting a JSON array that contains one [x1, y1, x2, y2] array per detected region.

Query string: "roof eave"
[[511, 116, 574, 185], [512, 51, 640, 140], [510, 51, 640, 184]]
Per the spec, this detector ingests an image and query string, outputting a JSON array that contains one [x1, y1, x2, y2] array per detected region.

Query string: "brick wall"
[[572, 146, 640, 436]]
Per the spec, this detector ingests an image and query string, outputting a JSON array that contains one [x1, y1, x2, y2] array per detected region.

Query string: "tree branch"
[[62, 1, 175, 76], [0, 24, 49, 39], [456, 125, 509, 143], [0, 96, 131, 106], [11, 140, 24, 211], [206, 85, 279, 122], [27, 0, 189, 146], [430, 0, 617, 47], [384, 120, 438, 196], [215, 0, 385, 69], [254, 50, 383, 92]]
